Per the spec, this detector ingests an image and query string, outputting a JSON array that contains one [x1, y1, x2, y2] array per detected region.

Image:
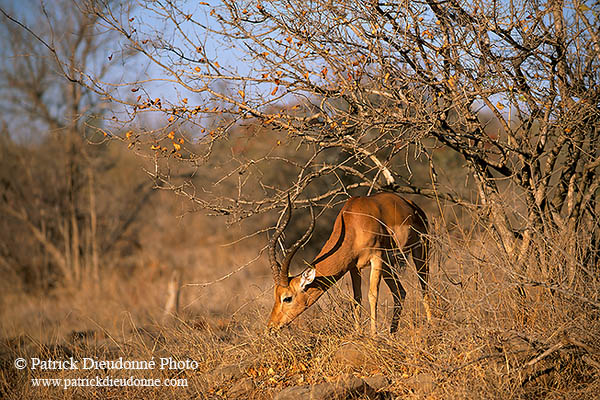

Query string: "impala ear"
[[299, 268, 316, 290]]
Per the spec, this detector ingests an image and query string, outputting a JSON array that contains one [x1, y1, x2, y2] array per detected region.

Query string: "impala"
[[267, 192, 431, 335]]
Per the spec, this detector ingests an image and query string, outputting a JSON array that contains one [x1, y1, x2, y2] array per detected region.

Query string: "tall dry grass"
[[1, 204, 599, 399]]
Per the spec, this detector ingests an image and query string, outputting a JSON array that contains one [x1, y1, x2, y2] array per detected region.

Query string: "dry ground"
[[1, 213, 599, 399]]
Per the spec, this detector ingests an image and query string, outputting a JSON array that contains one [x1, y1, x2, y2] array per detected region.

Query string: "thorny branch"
[[5, 0, 599, 266]]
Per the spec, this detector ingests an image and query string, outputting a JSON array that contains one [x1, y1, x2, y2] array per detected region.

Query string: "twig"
[[524, 341, 565, 367]]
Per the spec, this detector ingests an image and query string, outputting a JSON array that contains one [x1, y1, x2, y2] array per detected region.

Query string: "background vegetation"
[[1, 0, 598, 398]]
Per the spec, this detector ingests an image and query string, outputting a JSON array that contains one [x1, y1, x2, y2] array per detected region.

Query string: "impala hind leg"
[[412, 241, 432, 323], [382, 264, 406, 333], [368, 257, 383, 335], [350, 267, 362, 331]]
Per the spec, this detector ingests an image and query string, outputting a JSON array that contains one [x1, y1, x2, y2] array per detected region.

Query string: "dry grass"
[[1, 211, 599, 399]]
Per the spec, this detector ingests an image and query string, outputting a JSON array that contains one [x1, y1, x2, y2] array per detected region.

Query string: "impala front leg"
[[368, 257, 383, 335], [382, 265, 406, 333]]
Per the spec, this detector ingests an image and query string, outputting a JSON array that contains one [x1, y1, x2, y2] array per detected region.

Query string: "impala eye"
[[282, 296, 293, 303]]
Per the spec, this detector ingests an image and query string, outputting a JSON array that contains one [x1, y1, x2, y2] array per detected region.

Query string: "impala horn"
[[268, 195, 315, 287], [268, 195, 292, 286], [279, 204, 315, 286]]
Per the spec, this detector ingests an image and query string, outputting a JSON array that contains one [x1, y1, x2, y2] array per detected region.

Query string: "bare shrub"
[[0, 0, 598, 398]]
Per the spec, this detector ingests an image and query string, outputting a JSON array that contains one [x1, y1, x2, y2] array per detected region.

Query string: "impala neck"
[[312, 213, 355, 275], [304, 270, 347, 306], [312, 270, 348, 290], [304, 215, 354, 304]]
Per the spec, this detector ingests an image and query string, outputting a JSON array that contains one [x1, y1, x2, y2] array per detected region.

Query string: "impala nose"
[[266, 320, 282, 334]]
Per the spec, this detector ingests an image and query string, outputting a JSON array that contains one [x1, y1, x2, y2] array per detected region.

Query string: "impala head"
[[268, 267, 317, 330], [267, 195, 315, 331]]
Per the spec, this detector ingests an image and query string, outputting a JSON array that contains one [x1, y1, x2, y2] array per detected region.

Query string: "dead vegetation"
[[1, 208, 599, 399], [1, 0, 599, 398]]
